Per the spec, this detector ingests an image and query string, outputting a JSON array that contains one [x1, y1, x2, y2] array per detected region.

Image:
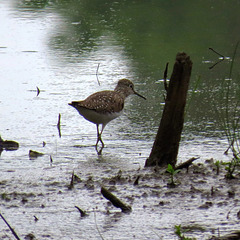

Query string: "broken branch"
[[101, 187, 131, 213]]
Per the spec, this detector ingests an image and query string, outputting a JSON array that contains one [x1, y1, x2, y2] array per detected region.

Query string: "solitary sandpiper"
[[69, 78, 146, 154]]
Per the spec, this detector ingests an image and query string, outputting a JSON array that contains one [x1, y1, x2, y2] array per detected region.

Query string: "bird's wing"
[[73, 91, 124, 113]]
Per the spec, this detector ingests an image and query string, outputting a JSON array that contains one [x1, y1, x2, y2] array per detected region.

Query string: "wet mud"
[[0, 158, 239, 240]]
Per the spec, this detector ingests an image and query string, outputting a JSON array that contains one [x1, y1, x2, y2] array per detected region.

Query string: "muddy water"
[[0, 1, 239, 239]]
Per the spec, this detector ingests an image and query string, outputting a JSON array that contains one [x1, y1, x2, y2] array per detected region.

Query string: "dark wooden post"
[[145, 52, 192, 167]]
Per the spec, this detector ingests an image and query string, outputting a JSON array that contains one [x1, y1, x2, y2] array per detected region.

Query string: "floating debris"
[[75, 206, 87, 217], [25, 233, 37, 240], [57, 113, 62, 138], [29, 150, 44, 160], [0, 136, 19, 151], [101, 186, 132, 213], [28, 87, 45, 95], [36, 86, 40, 96]]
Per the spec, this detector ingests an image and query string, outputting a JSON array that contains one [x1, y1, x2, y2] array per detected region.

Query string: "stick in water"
[[163, 62, 169, 91], [96, 63, 101, 86], [57, 113, 61, 138], [101, 187, 131, 212], [209, 47, 225, 69], [0, 212, 21, 240]]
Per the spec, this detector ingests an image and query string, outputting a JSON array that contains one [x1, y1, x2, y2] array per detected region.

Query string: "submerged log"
[[209, 230, 240, 240], [145, 53, 192, 167], [29, 150, 44, 160], [175, 157, 200, 171], [101, 187, 131, 213]]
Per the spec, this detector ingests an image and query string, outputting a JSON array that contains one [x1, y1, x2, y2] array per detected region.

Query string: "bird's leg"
[[95, 124, 105, 155], [96, 124, 100, 147], [98, 124, 105, 147]]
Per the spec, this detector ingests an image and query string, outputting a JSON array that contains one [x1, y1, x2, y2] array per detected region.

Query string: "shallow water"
[[0, 1, 239, 239]]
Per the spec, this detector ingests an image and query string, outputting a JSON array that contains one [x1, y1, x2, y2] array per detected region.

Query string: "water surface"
[[0, 1, 239, 239]]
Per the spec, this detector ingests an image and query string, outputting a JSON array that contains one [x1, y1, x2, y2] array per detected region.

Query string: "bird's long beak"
[[134, 91, 146, 100]]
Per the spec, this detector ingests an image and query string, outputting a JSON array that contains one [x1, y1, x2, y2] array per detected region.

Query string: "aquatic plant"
[[223, 42, 240, 157], [214, 160, 220, 175], [216, 41, 240, 178], [222, 158, 238, 179], [174, 225, 196, 240], [166, 164, 181, 187]]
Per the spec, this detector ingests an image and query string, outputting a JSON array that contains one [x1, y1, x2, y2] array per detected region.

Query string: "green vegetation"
[[166, 164, 181, 187], [174, 225, 196, 240], [216, 42, 240, 179], [224, 159, 238, 179], [214, 160, 220, 175]]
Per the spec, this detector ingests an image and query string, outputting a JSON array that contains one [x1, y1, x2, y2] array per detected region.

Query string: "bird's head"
[[115, 79, 146, 100]]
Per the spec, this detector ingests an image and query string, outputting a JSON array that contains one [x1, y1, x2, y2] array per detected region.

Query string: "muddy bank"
[[0, 158, 239, 239]]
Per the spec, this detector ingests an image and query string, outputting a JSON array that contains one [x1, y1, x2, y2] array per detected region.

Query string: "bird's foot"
[[95, 137, 105, 155]]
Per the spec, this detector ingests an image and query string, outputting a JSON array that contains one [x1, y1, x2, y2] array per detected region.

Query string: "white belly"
[[77, 107, 122, 125]]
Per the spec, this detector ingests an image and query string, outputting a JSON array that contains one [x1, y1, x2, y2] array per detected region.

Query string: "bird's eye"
[[129, 84, 133, 89]]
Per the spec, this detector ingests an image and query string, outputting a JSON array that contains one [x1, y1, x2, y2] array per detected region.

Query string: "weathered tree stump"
[[145, 52, 192, 167]]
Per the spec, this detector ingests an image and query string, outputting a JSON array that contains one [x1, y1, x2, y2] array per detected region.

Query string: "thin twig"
[[75, 206, 87, 217], [57, 113, 61, 138], [96, 63, 101, 86], [68, 171, 74, 190], [0, 212, 21, 240], [209, 47, 225, 58], [223, 41, 240, 156], [151, 227, 162, 239], [228, 41, 239, 77], [224, 139, 234, 155], [209, 47, 225, 69], [93, 209, 104, 240], [163, 62, 169, 91], [36, 86, 40, 96], [226, 205, 236, 219], [209, 59, 224, 69], [50, 155, 53, 164]]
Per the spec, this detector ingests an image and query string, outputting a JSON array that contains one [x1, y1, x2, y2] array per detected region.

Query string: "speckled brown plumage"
[[70, 90, 125, 114]]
